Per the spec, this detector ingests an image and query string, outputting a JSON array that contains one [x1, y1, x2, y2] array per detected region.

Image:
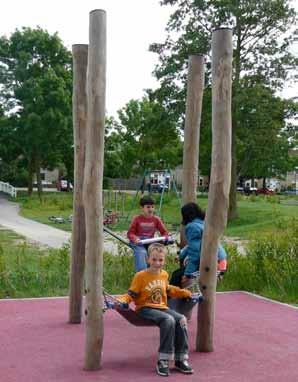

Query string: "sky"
[[0, 0, 172, 116], [0, 0, 297, 117]]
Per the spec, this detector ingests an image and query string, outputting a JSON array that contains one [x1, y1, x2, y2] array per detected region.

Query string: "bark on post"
[[69, 44, 88, 324], [197, 28, 232, 352], [181, 55, 205, 246], [83, 9, 106, 370], [182, 55, 205, 205]]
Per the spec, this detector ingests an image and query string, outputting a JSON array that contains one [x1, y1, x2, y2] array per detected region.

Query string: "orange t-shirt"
[[119, 269, 192, 311]]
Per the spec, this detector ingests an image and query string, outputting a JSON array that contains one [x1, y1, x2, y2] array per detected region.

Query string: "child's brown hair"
[[147, 243, 167, 257]]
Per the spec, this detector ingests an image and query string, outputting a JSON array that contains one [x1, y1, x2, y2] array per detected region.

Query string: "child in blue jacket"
[[170, 202, 227, 286]]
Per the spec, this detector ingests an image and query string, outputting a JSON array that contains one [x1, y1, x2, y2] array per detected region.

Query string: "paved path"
[[0, 194, 118, 252], [0, 292, 297, 382]]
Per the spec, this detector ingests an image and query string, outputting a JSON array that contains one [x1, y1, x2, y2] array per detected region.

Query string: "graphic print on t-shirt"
[[151, 288, 163, 304], [145, 278, 166, 305]]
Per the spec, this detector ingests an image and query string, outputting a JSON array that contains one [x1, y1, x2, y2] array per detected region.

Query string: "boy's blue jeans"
[[138, 307, 189, 361], [129, 242, 148, 272]]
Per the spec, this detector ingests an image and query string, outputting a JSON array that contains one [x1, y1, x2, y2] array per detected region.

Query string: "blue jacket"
[[179, 218, 227, 276]]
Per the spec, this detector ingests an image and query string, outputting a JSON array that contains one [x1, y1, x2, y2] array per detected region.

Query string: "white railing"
[[0, 181, 17, 197]]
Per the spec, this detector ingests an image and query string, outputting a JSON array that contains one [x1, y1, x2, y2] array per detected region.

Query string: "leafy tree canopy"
[[104, 96, 182, 178], [0, 27, 73, 190]]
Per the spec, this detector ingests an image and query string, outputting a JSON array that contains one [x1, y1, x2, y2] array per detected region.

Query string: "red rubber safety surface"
[[0, 292, 297, 382]]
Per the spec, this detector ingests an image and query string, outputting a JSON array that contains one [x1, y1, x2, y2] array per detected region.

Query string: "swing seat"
[[103, 292, 203, 327]]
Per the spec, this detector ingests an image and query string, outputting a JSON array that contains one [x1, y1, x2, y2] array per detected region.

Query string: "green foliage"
[[104, 96, 182, 178], [219, 219, 298, 303], [237, 85, 296, 180], [0, 229, 178, 298], [0, 27, 73, 188], [150, 0, 297, 218], [0, 236, 70, 298]]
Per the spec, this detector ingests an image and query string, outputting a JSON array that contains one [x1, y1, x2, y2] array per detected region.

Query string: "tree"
[[237, 84, 296, 184], [0, 27, 72, 196], [105, 96, 183, 178], [150, 0, 296, 218]]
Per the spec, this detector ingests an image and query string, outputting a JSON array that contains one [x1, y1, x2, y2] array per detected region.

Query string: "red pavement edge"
[[0, 291, 297, 382]]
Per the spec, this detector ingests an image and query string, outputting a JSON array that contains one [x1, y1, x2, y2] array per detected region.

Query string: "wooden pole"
[[69, 44, 88, 324], [83, 9, 106, 370], [181, 55, 205, 246], [197, 28, 232, 352], [182, 55, 205, 205]]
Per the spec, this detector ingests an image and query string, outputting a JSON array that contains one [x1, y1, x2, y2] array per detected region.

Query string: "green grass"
[[13, 191, 298, 239], [0, 228, 70, 298], [0, 228, 176, 297], [218, 219, 298, 304], [1, 220, 297, 304]]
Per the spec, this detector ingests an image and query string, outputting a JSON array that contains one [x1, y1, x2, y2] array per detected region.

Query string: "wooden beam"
[[69, 44, 88, 324], [83, 9, 106, 370], [197, 28, 232, 352], [181, 55, 205, 247], [182, 55, 205, 205]]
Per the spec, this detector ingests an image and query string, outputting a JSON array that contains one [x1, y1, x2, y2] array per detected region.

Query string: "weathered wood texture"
[[83, 10, 106, 370], [197, 28, 232, 352], [69, 44, 88, 324], [181, 55, 205, 247], [182, 55, 205, 205]]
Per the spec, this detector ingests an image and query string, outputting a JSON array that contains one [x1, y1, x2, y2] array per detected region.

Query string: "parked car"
[[243, 186, 257, 195], [256, 188, 275, 195]]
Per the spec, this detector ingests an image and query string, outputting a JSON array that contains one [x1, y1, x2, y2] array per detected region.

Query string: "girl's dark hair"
[[140, 196, 155, 206], [181, 202, 205, 225]]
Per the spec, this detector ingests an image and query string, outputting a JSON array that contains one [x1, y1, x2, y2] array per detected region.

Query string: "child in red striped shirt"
[[127, 196, 169, 271]]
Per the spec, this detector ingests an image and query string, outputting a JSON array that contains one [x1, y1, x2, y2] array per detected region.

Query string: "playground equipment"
[[69, 10, 232, 369], [103, 226, 175, 248], [126, 169, 181, 223], [103, 290, 204, 327]]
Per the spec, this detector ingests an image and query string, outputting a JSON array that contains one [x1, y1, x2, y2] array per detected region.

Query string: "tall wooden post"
[[197, 28, 232, 352], [69, 44, 88, 324], [182, 55, 205, 205], [181, 55, 205, 246], [83, 9, 106, 370]]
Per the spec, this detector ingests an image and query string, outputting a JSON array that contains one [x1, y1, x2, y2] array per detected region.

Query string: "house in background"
[[34, 168, 59, 187]]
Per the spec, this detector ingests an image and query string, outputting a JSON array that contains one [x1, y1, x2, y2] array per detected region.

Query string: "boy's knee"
[[164, 315, 175, 327]]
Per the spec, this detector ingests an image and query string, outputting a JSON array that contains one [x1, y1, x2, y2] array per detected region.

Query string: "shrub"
[[219, 218, 298, 304]]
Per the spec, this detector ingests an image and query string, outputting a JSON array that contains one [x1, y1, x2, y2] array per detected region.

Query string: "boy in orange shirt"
[[119, 243, 194, 377]]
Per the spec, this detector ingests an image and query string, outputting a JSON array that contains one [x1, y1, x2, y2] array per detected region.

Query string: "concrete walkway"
[[0, 194, 71, 248], [0, 194, 118, 252]]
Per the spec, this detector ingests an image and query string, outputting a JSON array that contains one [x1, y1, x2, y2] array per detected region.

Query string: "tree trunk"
[[83, 10, 106, 371], [181, 55, 205, 247], [35, 158, 42, 200], [228, 18, 241, 221], [27, 157, 34, 196], [263, 177, 266, 188], [197, 28, 232, 352], [228, 118, 238, 219], [68, 44, 88, 324]]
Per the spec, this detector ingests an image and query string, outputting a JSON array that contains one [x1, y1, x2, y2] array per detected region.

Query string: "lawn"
[[14, 191, 298, 239]]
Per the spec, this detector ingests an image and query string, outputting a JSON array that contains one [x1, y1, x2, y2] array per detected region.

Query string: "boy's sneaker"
[[156, 360, 170, 377], [174, 360, 194, 374]]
